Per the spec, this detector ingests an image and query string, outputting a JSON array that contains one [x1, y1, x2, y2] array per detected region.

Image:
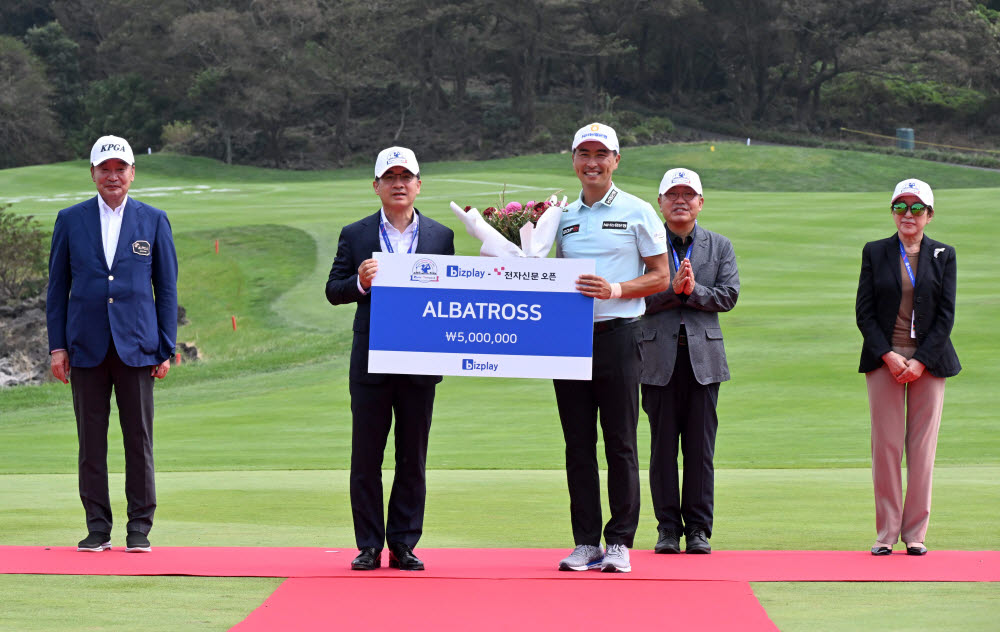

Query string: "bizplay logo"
[[462, 358, 498, 372], [447, 265, 486, 279]]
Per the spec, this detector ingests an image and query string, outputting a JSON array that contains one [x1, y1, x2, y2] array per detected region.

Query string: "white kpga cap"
[[659, 168, 703, 196], [374, 146, 419, 178], [891, 178, 933, 208], [572, 123, 620, 152], [90, 135, 134, 166]]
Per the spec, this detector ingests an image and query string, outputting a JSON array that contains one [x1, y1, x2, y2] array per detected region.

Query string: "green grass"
[[0, 575, 281, 631], [1, 143, 998, 630], [754, 582, 1000, 631], [1, 468, 997, 550]]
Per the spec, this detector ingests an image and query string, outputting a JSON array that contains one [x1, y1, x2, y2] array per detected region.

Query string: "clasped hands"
[[673, 259, 695, 295], [881, 351, 925, 384]]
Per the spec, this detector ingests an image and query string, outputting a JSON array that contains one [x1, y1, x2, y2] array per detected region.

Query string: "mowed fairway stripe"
[[0, 469, 996, 551]]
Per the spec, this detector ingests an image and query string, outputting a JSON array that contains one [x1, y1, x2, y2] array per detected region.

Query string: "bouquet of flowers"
[[449, 191, 568, 258]]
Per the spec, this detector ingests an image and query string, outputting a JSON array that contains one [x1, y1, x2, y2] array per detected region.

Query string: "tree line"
[[2, 0, 999, 170]]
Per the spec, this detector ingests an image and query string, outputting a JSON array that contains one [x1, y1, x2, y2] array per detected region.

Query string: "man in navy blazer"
[[326, 146, 455, 572], [46, 136, 178, 553]]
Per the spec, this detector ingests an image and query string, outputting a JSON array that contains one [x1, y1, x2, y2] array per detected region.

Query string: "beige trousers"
[[865, 348, 946, 545]]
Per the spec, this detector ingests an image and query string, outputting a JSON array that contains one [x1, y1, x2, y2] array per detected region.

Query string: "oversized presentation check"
[[369, 253, 595, 379]]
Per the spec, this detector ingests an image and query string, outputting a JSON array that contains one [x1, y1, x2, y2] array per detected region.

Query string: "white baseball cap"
[[659, 168, 703, 196], [891, 178, 933, 208], [572, 123, 620, 152], [374, 146, 420, 178], [90, 135, 134, 166]]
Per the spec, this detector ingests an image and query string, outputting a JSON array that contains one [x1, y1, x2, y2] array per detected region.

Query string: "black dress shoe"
[[351, 547, 381, 570], [654, 529, 681, 554], [871, 545, 893, 556], [388, 543, 425, 571], [906, 544, 928, 556], [685, 528, 712, 554]]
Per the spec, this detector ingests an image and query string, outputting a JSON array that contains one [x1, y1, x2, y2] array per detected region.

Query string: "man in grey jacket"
[[639, 168, 739, 555]]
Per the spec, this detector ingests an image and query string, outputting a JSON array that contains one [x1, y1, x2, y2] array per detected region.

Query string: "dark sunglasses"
[[891, 201, 929, 216]]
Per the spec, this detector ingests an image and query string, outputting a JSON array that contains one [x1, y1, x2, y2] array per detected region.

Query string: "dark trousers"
[[553, 321, 641, 547], [70, 341, 156, 535], [641, 343, 719, 538], [349, 377, 435, 550]]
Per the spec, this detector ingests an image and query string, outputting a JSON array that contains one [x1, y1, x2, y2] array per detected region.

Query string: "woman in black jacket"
[[855, 178, 960, 557]]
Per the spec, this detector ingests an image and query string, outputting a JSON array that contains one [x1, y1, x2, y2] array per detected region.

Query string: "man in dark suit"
[[325, 146, 455, 571], [46, 135, 178, 554], [639, 168, 739, 555]]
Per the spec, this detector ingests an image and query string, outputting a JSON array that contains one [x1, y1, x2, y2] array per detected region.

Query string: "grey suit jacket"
[[639, 225, 739, 386]]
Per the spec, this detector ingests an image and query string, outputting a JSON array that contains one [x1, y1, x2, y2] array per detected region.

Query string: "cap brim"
[[573, 140, 617, 151], [661, 184, 703, 196], [375, 166, 418, 178], [92, 156, 134, 166], [891, 192, 930, 206]]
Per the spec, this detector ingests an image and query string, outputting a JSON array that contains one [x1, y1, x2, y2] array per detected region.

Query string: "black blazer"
[[855, 233, 960, 378], [325, 209, 455, 384]]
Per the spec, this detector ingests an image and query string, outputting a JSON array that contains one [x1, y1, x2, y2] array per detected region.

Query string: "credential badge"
[[132, 240, 151, 256]]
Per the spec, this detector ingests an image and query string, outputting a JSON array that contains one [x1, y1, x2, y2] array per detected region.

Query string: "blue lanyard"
[[670, 239, 693, 271], [898, 240, 916, 287], [379, 219, 418, 254]]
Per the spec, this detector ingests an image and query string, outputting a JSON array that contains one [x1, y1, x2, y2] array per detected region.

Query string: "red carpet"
[[2, 546, 998, 582], [6, 546, 997, 631], [230, 577, 777, 632]]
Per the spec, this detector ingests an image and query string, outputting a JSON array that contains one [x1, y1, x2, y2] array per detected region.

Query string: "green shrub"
[[613, 109, 643, 128], [631, 124, 654, 143], [529, 128, 553, 150], [0, 204, 48, 304], [646, 116, 675, 135], [481, 104, 520, 140], [535, 102, 583, 143], [161, 120, 196, 148]]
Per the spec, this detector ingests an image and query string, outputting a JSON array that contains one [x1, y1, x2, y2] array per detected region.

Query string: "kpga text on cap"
[[90, 135, 134, 166]]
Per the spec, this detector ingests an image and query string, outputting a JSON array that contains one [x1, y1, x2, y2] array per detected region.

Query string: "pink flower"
[[504, 202, 522, 214]]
